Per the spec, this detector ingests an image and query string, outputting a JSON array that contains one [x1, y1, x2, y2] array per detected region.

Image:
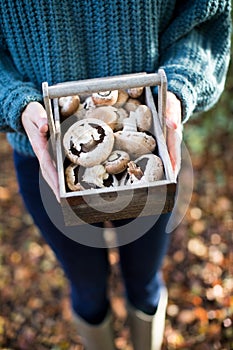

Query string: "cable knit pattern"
[[0, 0, 231, 156]]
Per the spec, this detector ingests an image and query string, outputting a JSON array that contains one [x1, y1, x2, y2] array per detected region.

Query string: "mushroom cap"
[[104, 150, 130, 174], [135, 154, 164, 182], [127, 87, 144, 98], [124, 154, 164, 185], [124, 98, 141, 113], [113, 89, 129, 108], [85, 106, 119, 130], [114, 130, 156, 158], [65, 163, 84, 191], [63, 118, 114, 167], [92, 90, 119, 106], [59, 95, 80, 118]]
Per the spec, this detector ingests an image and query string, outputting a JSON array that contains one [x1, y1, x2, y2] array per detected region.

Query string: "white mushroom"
[[82, 165, 109, 188], [104, 150, 130, 174], [92, 90, 118, 106], [63, 118, 114, 167], [65, 163, 85, 191], [59, 95, 80, 119], [114, 112, 156, 158]]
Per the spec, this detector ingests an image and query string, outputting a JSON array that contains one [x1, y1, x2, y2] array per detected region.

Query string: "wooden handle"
[[42, 70, 167, 137], [45, 72, 162, 98]]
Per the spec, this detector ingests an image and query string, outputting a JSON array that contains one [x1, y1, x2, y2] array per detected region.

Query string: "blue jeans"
[[13, 150, 170, 324]]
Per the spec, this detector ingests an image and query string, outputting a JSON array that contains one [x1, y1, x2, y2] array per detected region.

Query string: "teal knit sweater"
[[0, 0, 231, 156]]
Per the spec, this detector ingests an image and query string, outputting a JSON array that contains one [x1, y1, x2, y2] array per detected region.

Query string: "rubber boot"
[[127, 286, 168, 350], [73, 311, 116, 350]]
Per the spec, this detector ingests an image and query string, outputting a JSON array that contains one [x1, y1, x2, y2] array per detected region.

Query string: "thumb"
[[24, 102, 49, 133], [38, 117, 49, 133]]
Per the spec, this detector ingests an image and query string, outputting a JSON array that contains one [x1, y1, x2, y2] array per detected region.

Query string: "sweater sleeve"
[[158, 0, 232, 122], [0, 47, 43, 133]]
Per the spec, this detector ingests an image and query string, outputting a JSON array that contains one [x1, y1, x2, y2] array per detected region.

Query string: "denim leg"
[[117, 215, 170, 315], [13, 151, 110, 324]]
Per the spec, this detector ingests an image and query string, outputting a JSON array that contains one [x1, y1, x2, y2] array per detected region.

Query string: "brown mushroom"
[[65, 163, 85, 191], [83, 96, 96, 110], [113, 89, 129, 108], [127, 86, 144, 98], [114, 113, 156, 158], [127, 161, 144, 181], [124, 98, 141, 113], [113, 108, 128, 131], [85, 106, 119, 130], [59, 95, 80, 119], [92, 90, 118, 106], [134, 104, 152, 132], [63, 118, 114, 167], [127, 154, 164, 184], [82, 164, 109, 188], [104, 150, 130, 174]]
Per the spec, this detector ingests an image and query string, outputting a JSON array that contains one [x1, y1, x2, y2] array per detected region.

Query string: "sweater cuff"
[[155, 70, 198, 123], [167, 73, 197, 123], [3, 84, 43, 133]]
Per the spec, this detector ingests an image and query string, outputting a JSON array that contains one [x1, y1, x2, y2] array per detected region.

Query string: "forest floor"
[[0, 119, 233, 350]]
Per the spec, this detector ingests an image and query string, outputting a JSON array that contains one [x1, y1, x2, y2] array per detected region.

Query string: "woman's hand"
[[165, 91, 183, 177], [21, 102, 60, 201]]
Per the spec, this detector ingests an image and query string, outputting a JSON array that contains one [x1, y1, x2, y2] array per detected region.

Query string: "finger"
[[40, 149, 60, 202], [38, 120, 49, 134], [166, 117, 178, 130], [167, 126, 183, 176]]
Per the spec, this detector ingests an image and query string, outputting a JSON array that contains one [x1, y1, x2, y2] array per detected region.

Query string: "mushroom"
[[140, 154, 164, 182], [124, 98, 141, 113], [134, 104, 152, 132], [127, 161, 144, 181], [85, 106, 119, 130], [103, 174, 119, 187], [83, 96, 96, 110], [59, 95, 80, 119], [126, 154, 164, 184], [113, 89, 129, 108], [82, 164, 109, 188], [113, 108, 128, 131], [63, 118, 114, 167], [104, 150, 130, 174], [127, 86, 144, 98], [114, 112, 156, 158], [92, 90, 118, 106], [65, 163, 85, 191]]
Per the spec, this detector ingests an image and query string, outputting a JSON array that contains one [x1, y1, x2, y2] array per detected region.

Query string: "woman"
[[0, 1, 231, 349]]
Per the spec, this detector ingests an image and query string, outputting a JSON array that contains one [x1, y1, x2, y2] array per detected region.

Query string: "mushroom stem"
[[122, 112, 137, 132], [127, 161, 143, 180]]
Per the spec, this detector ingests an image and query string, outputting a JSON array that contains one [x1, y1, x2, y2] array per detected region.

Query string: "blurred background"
[[0, 35, 232, 350]]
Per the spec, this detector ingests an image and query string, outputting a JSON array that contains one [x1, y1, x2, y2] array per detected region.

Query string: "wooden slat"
[[47, 73, 161, 98], [61, 183, 176, 226]]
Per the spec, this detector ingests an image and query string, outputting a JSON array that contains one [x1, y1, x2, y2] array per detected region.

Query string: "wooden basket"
[[42, 70, 176, 225]]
